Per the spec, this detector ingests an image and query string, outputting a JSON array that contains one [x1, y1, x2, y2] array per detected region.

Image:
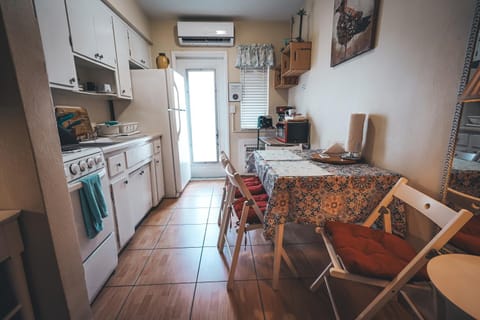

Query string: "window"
[[240, 67, 269, 129]]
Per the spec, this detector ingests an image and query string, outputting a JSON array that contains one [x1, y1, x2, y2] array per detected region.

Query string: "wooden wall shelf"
[[281, 41, 312, 77]]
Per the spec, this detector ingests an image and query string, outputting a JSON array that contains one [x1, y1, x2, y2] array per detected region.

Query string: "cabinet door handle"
[[141, 59, 145, 64], [140, 170, 145, 175], [100, 54, 104, 59], [69, 77, 76, 84], [95, 53, 100, 59], [116, 163, 122, 167], [124, 180, 129, 184], [156, 160, 160, 164], [122, 89, 126, 94]]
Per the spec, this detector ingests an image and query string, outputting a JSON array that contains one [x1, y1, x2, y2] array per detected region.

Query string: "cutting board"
[[55, 106, 94, 141]]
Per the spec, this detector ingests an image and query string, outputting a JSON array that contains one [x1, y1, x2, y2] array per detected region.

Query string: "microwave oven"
[[276, 120, 309, 143]]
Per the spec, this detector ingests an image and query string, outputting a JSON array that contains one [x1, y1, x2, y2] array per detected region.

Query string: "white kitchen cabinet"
[[128, 29, 152, 69], [151, 138, 165, 206], [66, 0, 116, 68], [34, 0, 77, 89], [112, 17, 133, 98], [128, 164, 153, 226], [110, 176, 134, 250]]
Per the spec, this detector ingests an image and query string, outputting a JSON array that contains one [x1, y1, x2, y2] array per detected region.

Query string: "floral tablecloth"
[[249, 150, 405, 239]]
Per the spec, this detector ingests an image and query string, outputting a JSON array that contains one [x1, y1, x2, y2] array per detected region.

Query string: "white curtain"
[[235, 44, 275, 69]]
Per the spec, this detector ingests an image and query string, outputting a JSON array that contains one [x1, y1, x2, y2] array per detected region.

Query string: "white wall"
[[291, 0, 474, 196], [150, 19, 290, 169]]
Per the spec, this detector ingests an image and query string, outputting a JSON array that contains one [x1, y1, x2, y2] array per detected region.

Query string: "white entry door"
[[173, 52, 228, 178]]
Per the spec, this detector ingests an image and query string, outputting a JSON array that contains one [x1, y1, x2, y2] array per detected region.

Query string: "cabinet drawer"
[[107, 153, 126, 177], [153, 139, 161, 154], [126, 143, 153, 168]]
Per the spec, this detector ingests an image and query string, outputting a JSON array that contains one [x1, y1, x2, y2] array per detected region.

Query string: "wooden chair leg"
[[217, 205, 231, 251], [227, 205, 249, 290], [217, 184, 227, 226], [272, 223, 285, 290]]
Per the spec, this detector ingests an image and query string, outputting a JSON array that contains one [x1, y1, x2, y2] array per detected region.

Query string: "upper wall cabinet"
[[34, 0, 77, 90], [128, 29, 152, 69], [66, 0, 116, 69], [113, 17, 133, 98], [281, 42, 312, 77]]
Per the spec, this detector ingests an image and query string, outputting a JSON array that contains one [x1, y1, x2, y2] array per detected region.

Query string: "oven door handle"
[[68, 170, 106, 192]]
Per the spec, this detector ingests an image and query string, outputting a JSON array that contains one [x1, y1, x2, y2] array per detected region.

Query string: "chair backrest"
[[265, 144, 303, 151], [446, 187, 480, 215], [363, 178, 473, 251], [224, 162, 265, 224]]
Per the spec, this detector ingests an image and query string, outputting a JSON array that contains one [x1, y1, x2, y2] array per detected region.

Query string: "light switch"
[[229, 104, 236, 114]]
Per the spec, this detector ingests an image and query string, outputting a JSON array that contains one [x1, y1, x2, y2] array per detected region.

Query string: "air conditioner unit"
[[177, 21, 234, 47]]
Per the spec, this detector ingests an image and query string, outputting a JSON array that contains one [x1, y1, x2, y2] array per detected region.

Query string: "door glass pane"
[[187, 70, 217, 162]]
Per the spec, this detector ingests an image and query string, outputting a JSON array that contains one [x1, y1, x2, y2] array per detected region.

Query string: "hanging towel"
[[79, 173, 108, 239]]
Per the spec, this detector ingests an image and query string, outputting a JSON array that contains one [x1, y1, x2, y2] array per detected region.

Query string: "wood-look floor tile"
[[158, 198, 178, 209], [107, 250, 151, 286], [191, 281, 263, 320], [247, 228, 272, 246], [259, 278, 335, 320], [203, 223, 220, 247], [208, 207, 221, 224], [157, 224, 206, 248], [142, 208, 173, 226], [197, 246, 256, 282], [127, 226, 165, 249], [283, 223, 323, 244], [210, 195, 223, 207], [117, 284, 195, 320], [168, 209, 209, 225], [136, 248, 202, 284], [252, 245, 301, 280], [175, 196, 212, 208], [92, 286, 132, 320]]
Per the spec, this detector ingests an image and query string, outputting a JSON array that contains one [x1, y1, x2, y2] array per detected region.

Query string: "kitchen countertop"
[[79, 132, 161, 154]]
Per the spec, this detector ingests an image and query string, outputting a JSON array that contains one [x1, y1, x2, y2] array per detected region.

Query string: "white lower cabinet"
[[110, 175, 134, 249], [128, 164, 153, 226], [151, 138, 165, 206]]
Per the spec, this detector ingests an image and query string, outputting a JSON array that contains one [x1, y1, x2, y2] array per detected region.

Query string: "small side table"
[[427, 254, 480, 319]]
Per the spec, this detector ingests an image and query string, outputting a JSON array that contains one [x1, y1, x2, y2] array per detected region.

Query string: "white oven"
[[63, 148, 118, 303]]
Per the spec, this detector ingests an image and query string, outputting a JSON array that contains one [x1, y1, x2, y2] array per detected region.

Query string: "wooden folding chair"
[[310, 177, 472, 320], [217, 162, 298, 290], [216, 151, 262, 226]]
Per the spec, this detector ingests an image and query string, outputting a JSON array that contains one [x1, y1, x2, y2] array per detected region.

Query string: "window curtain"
[[235, 44, 275, 69]]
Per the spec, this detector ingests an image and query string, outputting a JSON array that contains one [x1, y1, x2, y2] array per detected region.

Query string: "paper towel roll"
[[346, 113, 366, 153]]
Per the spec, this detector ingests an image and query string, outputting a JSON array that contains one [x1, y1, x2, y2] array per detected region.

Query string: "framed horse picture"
[[331, 0, 379, 66]]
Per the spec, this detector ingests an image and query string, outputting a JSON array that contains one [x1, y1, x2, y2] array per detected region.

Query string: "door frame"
[[171, 50, 230, 168]]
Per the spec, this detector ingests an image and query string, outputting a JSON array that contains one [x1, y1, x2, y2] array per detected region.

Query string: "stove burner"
[[61, 144, 81, 152]]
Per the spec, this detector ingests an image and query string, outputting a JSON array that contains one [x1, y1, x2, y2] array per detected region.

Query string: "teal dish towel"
[[79, 173, 109, 239]]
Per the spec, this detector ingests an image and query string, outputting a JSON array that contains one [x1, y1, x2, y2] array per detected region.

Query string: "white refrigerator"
[[115, 69, 191, 197]]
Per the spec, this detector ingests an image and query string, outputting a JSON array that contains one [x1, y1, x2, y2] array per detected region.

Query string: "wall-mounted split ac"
[[177, 21, 234, 47]]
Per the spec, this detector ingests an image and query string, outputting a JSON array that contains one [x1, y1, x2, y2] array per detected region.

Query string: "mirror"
[[442, 1, 480, 212]]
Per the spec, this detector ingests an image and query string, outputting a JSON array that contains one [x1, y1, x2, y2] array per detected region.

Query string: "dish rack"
[[96, 122, 139, 136]]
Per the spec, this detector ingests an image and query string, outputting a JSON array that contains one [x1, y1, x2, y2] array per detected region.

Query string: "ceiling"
[[136, 0, 305, 21]]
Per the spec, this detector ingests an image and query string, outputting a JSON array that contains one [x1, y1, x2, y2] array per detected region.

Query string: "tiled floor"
[[91, 180, 433, 319]]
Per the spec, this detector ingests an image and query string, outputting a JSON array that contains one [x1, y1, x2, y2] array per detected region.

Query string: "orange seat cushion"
[[450, 215, 480, 255], [325, 221, 428, 281], [233, 195, 267, 224], [235, 183, 265, 198], [242, 176, 261, 184]]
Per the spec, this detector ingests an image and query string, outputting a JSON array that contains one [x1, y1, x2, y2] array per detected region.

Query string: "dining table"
[[247, 149, 405, 289]]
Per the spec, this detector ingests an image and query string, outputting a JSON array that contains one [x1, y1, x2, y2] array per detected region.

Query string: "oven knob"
[[79, 160, 87, 171], [94, 155, 103, 164], [70, 163, 80, 175], [87, 158, 95, 168]]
